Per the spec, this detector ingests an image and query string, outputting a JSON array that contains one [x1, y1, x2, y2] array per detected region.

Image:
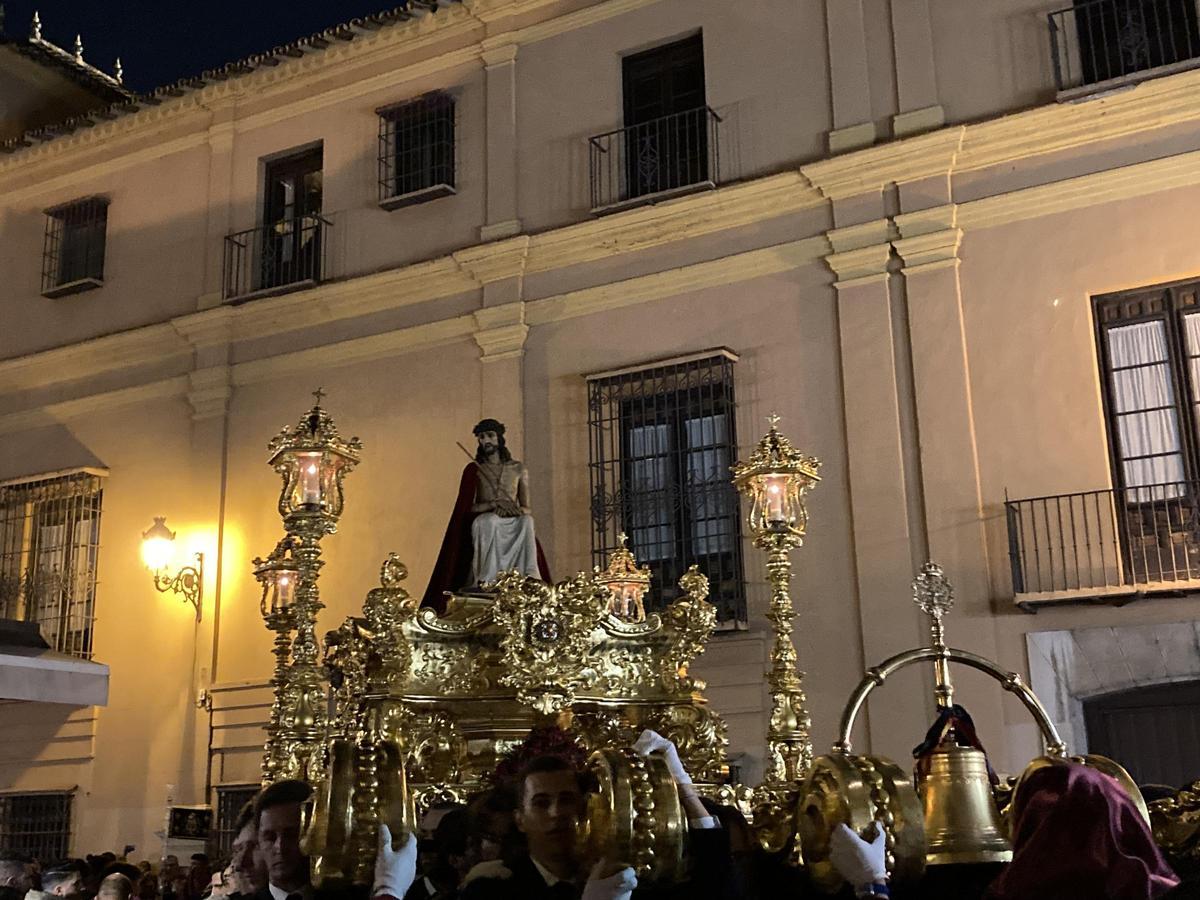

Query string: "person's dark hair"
[[42, 861, 87, 890], [233, 799, 257, 835], [515, 755, 586, 804], [433, 807, 470, 858], [473, 419, 512, 464], [187, 856, 207, 866], [253, 779, 312, 825], [100, 864, 141, 884]]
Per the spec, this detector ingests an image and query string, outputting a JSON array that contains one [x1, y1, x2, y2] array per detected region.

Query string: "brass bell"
[[919, 742, 1012, 865]]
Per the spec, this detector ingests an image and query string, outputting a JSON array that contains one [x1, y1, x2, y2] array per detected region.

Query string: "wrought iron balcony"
[[223, 214, 332, 301], [1048, 0, 1200, 92], [1005, 481, 1200, 605], [588, 106, 722, 214]]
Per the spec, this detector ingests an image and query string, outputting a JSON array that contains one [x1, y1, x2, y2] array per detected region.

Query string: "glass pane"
[[627, 423, 673, 561], [1107, 319, 1169, 366], [1123, 454, 1187, 493], [1111, 362, 1174, 413], [1116, 408, 1183, 458], [684, 414, 734, 555]]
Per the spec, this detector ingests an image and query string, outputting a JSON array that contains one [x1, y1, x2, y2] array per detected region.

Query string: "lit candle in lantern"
[[277, 572, 295, 612], [300, 454, 322, 506], [765, 476, 787, 524]]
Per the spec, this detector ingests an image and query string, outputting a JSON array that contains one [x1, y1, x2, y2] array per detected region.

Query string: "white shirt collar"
[[530, 857, 565, 887]]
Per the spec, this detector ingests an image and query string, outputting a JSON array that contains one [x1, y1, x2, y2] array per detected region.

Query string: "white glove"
[[829, 822, 888, 888], [581, 861, 637, 900], [372, 824, 418, 899], [632, 729, 691, 785]]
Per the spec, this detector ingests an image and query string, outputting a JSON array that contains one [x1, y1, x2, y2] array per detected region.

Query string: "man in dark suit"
[[460, 730, 738, 900]]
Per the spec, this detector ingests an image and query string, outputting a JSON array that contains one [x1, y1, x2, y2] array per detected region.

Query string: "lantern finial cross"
[[312, 387, 326, 406], [767, 411, 781, 429]]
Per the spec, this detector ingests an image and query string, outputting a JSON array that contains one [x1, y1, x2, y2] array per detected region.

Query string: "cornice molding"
[[0, 377, 188, 435], [802, 128, 965, 200], [454, 236, 531, 283], [473, 302, 529, 360], [187, 366, 232, 421], [827, 219, 894, 254], [825, 244, 893, 282], [893, 228, 962, 269]]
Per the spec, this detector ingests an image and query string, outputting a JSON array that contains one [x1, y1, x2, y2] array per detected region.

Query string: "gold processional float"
[[250, 396, 1200, 892]]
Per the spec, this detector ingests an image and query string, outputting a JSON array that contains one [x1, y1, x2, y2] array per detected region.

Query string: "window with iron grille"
[[377, 93, 456, 209], [0, 792, 72, 861], [42, 197, 108, 297], [0, 471, 104, 659], [587, 351, 746, 624], [214, 785, 258, 858]]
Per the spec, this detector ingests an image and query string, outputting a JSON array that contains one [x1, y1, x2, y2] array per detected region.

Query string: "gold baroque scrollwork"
[[639, 703, 728, 784], [492, 571, 609, 714], [660, 565, 716, 694]]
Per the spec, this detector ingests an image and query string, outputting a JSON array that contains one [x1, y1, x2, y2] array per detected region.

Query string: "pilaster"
[[826, 222, 926, 762], [199, 116, 236, 310], [480, 39, 521, 242], [889, 0, 944, 138], [893, 206, 1007, 766], [824, 0, 876, 153]]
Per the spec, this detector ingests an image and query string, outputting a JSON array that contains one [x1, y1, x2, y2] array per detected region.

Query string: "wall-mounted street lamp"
[[141, 516, 203, 621]]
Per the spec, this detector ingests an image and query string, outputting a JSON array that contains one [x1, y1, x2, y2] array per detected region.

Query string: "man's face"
[[50, 873, 84, 900], [476, 430, 499, 457], [515, 770, 583, 865], [257, 802, 307, 890], [231, 821, 268, 892]]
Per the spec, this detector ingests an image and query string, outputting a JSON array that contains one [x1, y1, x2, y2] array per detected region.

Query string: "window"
[[0, 792, 72, 861], [0, 471, 104, 659], [214, 785, 258, 858], [1071, 0, 1200, 86], [378, 93, 456, 209], [42, 197, 108, 297], [587, 351, 746, 624], [621, 34, 711, 201], [1095, 280, 1200, 581]]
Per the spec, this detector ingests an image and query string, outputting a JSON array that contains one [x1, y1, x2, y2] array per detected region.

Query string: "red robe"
[[420, 463, 552, 613]]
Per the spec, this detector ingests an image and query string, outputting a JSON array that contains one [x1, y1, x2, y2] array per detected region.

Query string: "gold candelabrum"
[[256, 393, 361, 785], [731, 415, 821, 853]]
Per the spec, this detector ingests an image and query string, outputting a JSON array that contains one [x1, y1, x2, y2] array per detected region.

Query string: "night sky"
[[3, 1, 406, 93]]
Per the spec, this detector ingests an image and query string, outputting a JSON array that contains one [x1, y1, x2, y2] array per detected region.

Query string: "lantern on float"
[[267, 392, 362, 523]]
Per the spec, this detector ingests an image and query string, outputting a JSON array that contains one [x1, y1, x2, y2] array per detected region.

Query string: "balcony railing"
[[588, 106, 722, 214], [223, 214, 331, 301], [1048, 0, 1200, 92], [1006, 481, 1200, 603]]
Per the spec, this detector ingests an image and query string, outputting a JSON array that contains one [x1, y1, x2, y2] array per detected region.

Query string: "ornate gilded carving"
[[1150, 781, 1200, 866], [491, 571, 609, 714]]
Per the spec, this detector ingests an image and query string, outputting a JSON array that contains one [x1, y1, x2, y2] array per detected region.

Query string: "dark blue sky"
[[3, 1, 399, 92]]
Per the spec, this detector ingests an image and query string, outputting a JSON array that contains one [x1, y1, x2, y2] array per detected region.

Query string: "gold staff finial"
[[312, 387, 326, 405], [73, 34, 83, 62], [114, 57, 123, 83], [767, 411, 781, 429], [30, 10, 41, 41]]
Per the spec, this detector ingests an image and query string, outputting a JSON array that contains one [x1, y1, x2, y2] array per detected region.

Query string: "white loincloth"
[[471, 512, 540, 585]]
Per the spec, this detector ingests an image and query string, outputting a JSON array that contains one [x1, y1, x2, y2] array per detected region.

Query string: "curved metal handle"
[[832, 646, 1066, 757]]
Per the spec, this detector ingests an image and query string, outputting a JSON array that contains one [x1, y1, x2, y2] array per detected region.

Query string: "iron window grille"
[[42, 197, 108, 297], [0, 471, 104, 659], [1048, 0, 1200, 91], [377, 93, 456, 210], [0, 791, 72, 861], [587, 351, 746, 624], [214, 785, 259, 858]]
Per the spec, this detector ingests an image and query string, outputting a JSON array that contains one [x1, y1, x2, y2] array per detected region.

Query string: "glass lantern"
[[267, 399, 362, 520], [141, 516, 176, 572], [732, 416, 821, 536], [598, 533, 651, 622], [254, 539, 300, 619]]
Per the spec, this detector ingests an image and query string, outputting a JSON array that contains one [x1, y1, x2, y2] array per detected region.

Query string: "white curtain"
[[628, 424, 673, 560], [684, 414, 734, 555], [1106, 321, 1185, 499]]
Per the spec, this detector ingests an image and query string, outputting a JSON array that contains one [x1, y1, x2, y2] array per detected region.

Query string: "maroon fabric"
[[986, 762, 1179, 900], [420, 463, 551, 613]]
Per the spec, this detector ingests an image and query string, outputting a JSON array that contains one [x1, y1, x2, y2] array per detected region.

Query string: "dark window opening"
[[588, 352, 745, 624], [42, 197, 108, 297], [0, 792, 72, 861], [378, 93, 456, 208]]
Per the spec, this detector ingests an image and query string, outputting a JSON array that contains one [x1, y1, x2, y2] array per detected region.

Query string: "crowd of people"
[[0, 728, 1193, 900]]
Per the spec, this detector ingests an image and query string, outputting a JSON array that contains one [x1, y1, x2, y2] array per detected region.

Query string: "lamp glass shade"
[[141, 517, 176, 570], [261, 567, 300, 617]]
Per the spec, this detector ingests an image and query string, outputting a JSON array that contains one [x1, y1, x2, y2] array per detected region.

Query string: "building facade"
[[1, 0, 1199, 858]]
